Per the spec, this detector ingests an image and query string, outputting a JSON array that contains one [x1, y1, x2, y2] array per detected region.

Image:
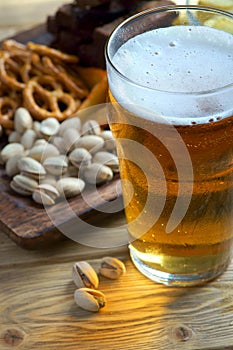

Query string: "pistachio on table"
[[99, 257, 126, 280], [74, 288, 106, 312], [72, 261, 99, 289]]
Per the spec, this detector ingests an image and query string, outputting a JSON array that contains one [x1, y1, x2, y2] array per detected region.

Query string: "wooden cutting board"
[[0, 24, 123, 249]]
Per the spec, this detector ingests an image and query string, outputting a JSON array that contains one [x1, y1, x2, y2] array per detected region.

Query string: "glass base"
[[129, 246, 230, 287]]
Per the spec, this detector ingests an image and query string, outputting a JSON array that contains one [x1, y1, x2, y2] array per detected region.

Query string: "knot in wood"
[[172, 324, 193, 342], [2, 328, 24, 347]]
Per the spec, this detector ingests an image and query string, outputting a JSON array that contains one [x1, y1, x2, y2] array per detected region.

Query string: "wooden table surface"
[[1, 3, 233, 350], [1, 217, 233, 350]]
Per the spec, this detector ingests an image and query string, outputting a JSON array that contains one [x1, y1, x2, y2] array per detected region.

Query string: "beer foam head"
[[108, 25, 233, 124]]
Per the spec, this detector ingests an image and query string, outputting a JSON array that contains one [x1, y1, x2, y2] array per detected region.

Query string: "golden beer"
[[106, 6, 233, 285]]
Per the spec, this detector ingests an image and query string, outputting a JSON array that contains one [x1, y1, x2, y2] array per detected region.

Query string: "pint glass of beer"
[[105, 5, 233, 286]]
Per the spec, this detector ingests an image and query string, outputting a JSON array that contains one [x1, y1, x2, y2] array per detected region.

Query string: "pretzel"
[[27, 41, 79, 63], [2, 40, 28, 54], [0, 39, 108, 128], [0, 84, 21, 129], [23, 75, 80, 121], [42, 56, 89, 99]]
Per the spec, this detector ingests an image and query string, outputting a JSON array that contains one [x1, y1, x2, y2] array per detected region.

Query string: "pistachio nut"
[[1, 143, 24, 163], [5, 155, 22, 177], [82, 163, 113, 185], [74, 288, 106, 312], [10, 174, 38, 196], [40, 117, 60, 139], [92, 151, 119, 173], [99, 257, 126, 280], [63, 165, 79, 178], [56, 177, 85, 198], [8, 131, 21, 143], [59, 116, 81, 136], [18, 157, 46, 180], [33, 121, 42, 137], [82, 120, 101, 136], [62, 128, 81, 152], [32, 184, 60, 206], [101, 130, 116, 152], [51, 136, 66, 154], [33, 139, 48, 147], [43, 156, 68, 176], [14, 107, 33, 134], [39, 174, 57, 187], [28, 143, 60, 162], [20, 129, 37, 149], [75, 135, 104, 154], [68, 148, 92, 169], [72, 261, 99, 289]]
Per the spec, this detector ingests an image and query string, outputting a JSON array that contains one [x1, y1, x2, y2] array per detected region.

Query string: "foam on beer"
[[109, 26, 233, 124]]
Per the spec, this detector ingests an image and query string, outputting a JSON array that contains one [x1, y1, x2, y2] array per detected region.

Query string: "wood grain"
[[1, 229, 233, 350]]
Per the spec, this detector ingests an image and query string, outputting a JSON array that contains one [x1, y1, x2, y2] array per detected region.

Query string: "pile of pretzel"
[[0, 40, 107, 130]]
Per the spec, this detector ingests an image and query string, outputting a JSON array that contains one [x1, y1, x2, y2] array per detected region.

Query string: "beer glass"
[[105, 5, 233, 286]]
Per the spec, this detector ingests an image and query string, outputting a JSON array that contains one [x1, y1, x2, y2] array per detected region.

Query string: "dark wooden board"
[[0, 25, 123, 249]]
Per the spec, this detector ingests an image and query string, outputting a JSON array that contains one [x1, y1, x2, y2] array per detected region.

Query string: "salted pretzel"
[[23, 75, 80, 121]]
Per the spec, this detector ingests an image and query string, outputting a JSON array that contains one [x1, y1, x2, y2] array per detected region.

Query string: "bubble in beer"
[[110, 26, 233, 124]]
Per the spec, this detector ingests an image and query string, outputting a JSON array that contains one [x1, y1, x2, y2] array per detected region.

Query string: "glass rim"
[[105, 5, 233, 97]]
